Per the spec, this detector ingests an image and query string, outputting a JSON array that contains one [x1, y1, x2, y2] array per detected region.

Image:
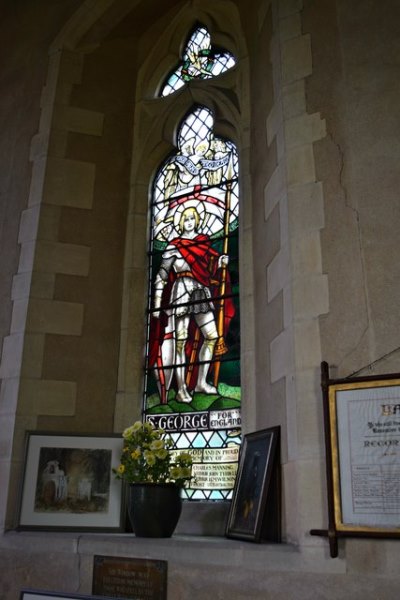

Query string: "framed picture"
[[17, 432, 125, 532], [311, 362, 400, 557], [20, 591, 115, 600], [329, 377, 400, 535], [225, 426, 280, 542]]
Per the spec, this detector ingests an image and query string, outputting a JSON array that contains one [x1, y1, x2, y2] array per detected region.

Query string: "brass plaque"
[[92, 555, 167, 600]]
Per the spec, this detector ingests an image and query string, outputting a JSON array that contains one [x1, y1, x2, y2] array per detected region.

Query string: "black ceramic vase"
[[127, 483, 182, 538]]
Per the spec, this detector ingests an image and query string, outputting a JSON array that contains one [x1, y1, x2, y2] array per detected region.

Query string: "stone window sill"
[[1, 529, 346, 575]]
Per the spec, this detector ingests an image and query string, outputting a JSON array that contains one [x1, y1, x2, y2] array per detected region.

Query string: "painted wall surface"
[[1, 0, 400, 598]]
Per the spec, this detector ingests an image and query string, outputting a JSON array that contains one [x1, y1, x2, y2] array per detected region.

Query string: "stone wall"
[[1, 0, 400, 598]]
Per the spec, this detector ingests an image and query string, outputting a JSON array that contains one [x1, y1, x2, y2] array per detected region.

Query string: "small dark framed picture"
[[20, 591, 115, 600], [17, 432, 124, 532], [225, 426, 280, 542]]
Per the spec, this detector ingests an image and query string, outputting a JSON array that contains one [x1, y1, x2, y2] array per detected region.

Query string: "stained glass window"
[[145, 106, 241, 500], [160, 26, 236, 97]]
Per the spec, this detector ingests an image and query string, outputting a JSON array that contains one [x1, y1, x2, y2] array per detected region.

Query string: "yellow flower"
[[143, 421, 153, 432], [117, 464, 125, 474], [131, 449, 141, 460], [150, 439, 164, 451], [170, 466, 182, 479], [177, 452, 192, 464], [132, 421, 143, 432], [122, 426, 135, 439], [155, 449, 168, 460], [144, 450, 156, 466]]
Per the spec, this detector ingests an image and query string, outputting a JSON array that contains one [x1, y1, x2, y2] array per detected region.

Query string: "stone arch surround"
[[0, 0, 329, 547], [0, 0, 256, 535]]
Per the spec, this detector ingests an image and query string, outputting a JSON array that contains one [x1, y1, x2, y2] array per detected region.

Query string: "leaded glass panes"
[[160, 26, 236, 97], [145, 106, 241, 500]]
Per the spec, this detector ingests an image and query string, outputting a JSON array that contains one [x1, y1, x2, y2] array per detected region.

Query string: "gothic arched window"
[[145, 105, 240, 500], [144, 26, 240, 501]]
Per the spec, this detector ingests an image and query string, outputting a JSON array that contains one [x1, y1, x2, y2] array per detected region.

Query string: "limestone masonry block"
[[28, 157, 47, 207], [18, 242, 36, 274], [282, 80, 306, 118], [30, 131, 68, 160], [295, 368, 326, 459], [0, 334, 24, 378], [293, 319, 322, 371], [283, 285, 294, 329], [288, 181, 325, 233], [278, 0, 303, 19], [18, 208, 40, 244], [0, 377, 19, 415], [54, 106, 104, 136], [37, 204, 62, 241], [241, 307, 256, 355], [270, 328, 293, 383], [276, 125, 285, 161], [278, 193, 289, 247], [43, 157, 95, 209], [35, 241, 91, 276], [279, 13, 301, 42], [30, 132, 48, 161], [292, 275, 329, 320], [11, 272, 55, 300], [30, 273, 56, 299], [114, 392, 137, 433], [291, 231, 323, 274], [286, 144, 316, 187], [58, 49, 84, 85], [267, 246, 290, 302], [18, 379, 77, 416], [241, 227, 254, 274], [129, 214, 148, 269], [21, 334, 46, 378], [285, 113, 326, 149], [0, 414, 16, 458], [48, 129, 69, 157], [11, 273, 32, 301], [295, 458, 326, 537], [10, 299, 29, 334], [27, 298, 84, 335], [281, 35, 312, 85], [264, 161, 286, 220], [266, 101, 283, 146]]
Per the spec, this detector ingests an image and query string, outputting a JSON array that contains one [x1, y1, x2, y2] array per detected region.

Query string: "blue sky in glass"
[[160, 26, 236, 97]]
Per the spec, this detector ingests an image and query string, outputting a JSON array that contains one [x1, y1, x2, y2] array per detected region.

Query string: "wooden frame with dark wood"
[[311, 361, 400, 557]]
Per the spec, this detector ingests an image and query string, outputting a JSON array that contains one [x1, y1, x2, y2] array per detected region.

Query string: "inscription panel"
[[93, 555, 167, 600]]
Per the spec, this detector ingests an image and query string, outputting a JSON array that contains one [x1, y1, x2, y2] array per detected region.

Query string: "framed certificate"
[[311, 362, 400, 557]]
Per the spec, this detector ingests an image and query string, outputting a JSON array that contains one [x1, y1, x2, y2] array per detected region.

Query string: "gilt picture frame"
[[328, 377, 400, 534], [17, 432, 124, 532], [311, 362, 400, 558]]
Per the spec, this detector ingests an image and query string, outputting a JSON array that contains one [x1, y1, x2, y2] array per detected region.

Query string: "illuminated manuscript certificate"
[[331, 383, 400, 530]]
